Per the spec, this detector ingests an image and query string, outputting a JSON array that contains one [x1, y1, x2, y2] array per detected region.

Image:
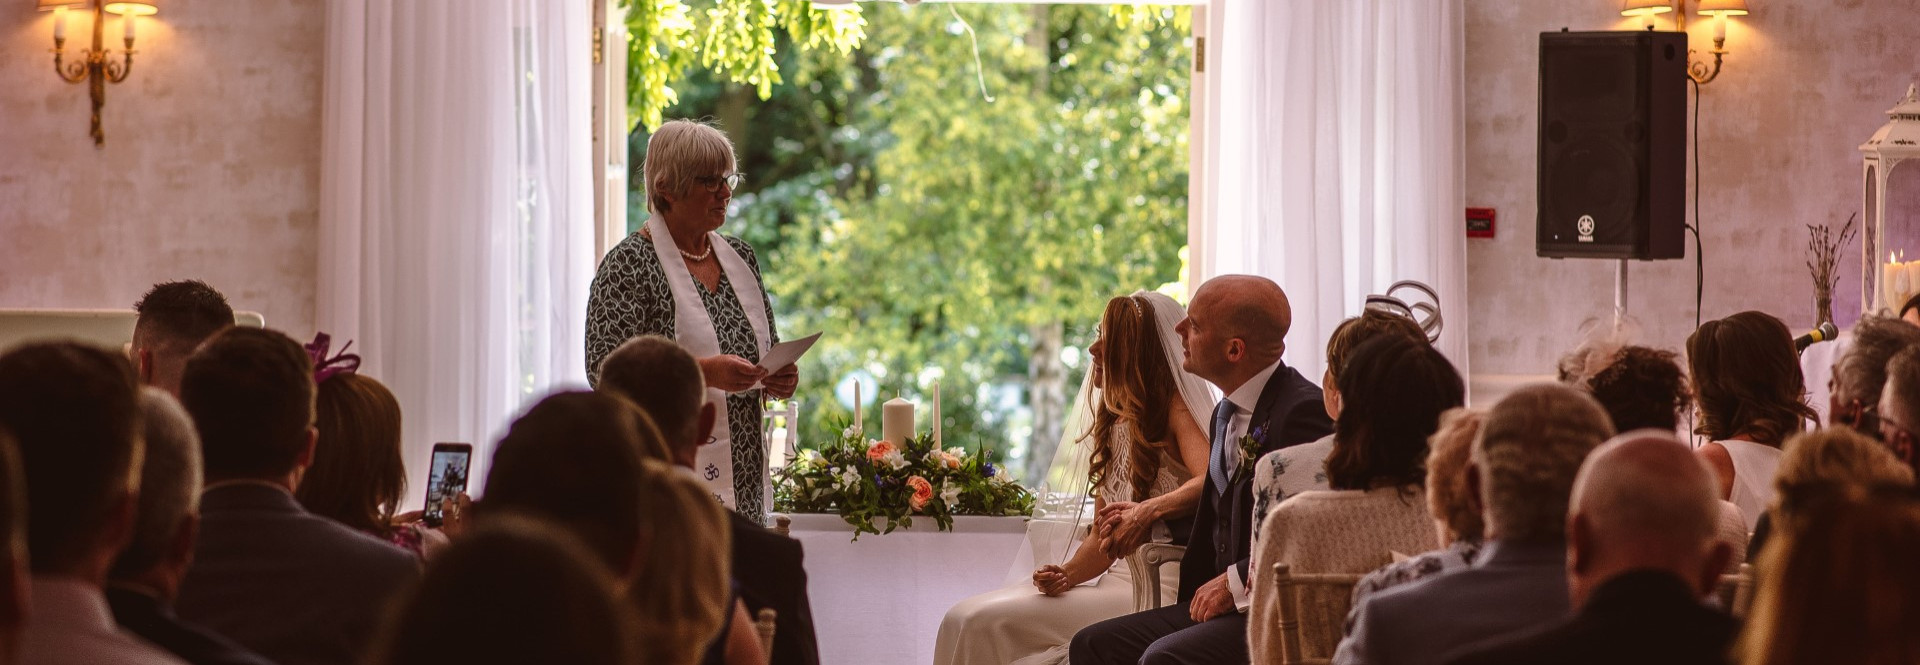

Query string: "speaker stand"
[[1614, 259, 1630, 328]]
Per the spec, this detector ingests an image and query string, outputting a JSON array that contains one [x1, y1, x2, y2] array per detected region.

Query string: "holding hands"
[[1096, 501, 1156, 559]]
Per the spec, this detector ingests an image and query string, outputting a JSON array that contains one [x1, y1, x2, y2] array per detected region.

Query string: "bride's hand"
[[1098, 502, 1155, 559], [1032, 565, 1073, 596]]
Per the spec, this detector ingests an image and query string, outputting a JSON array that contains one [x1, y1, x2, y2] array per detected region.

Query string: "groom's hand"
[[1189, 573, 1234, 623]]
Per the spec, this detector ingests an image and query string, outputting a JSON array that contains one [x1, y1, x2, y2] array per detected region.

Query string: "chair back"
[[754, 607, 777, 658], [772, 513, 791, 537], [1124, 542, 1185, 611], [1728, 562, 1754, 618], [1268, 563, 1363, 665]]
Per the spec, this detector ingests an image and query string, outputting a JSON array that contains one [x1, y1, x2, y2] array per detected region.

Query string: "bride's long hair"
[[1085, 294, 1179, 501]]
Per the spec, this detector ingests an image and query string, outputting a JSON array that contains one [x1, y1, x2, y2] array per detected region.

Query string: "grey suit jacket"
[[176, 484, 420, 665], [1335, 540, 1571, 665]]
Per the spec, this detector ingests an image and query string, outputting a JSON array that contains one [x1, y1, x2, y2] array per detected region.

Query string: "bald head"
[[1197, 275, 1291, 354], [1566, 431, 1730, 607]]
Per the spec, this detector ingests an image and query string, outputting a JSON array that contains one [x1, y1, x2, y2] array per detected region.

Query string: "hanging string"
[[947, 3, 996, 103]]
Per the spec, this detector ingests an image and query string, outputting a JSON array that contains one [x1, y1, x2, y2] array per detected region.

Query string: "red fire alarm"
[[1466, 207, 1496, 238]]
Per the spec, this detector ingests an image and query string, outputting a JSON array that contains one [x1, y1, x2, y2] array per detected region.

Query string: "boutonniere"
[[1234, 424, 1269, 483]]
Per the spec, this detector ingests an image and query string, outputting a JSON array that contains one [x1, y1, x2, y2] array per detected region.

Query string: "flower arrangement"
[[773, 424, 1034, 539]]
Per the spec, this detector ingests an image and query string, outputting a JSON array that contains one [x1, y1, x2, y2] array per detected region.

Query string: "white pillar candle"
[[853, 380, 862, 438], [882, 397, 915, 445], [933, 379, 942, 447]]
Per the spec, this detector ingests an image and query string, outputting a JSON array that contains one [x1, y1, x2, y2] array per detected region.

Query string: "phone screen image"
[[423, 444, 472, 527]]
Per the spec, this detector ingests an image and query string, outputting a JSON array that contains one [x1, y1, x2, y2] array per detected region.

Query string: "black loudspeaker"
[[1537, 30, 1687, 260]]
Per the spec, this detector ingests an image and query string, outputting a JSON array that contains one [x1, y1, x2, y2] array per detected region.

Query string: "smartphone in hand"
[[423, 442, 472, 528]]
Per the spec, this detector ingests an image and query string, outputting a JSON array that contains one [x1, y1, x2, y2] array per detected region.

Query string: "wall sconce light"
[[39, 0, 159, 147], [1620, 0, 1749, 84]]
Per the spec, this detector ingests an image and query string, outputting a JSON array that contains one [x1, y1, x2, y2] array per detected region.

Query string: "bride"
[[934, 291, 1215, 665]]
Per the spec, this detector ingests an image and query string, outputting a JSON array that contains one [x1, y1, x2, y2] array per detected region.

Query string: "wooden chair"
[[1709, 563, 1755, 618], [1125, 542, 1186, 611], [754, 607, 778, 660], [1267, 563, 1364, 665], [772, 513, 791, 537]]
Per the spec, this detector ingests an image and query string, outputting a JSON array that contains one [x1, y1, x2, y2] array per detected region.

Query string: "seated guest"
[[1903, 293, 1920, 328], [1689, 311, 1817, 532], [293, 339, 442, 560], [1734, 484, 1920, 665], [1829, 315, 1920, 434], [1876, 345, 1920, 476], [0, 342, 186, 664], [133, 280, 235, 397], [368, 515, 639, 665], [1249, 335, 1464, 661], [599, 335, 821, 665], [109, 389, 274, 665], [1335, 383, 1614, 665], [1251, 310, 1426, 544], [631, 460, 762, 665], [174, 328, 419, 665], [1447, 433, 1736, 665], [1069, 276, 1333, 665], [0, 430, 22, 665], [1343, 408, 1485, 636], [1766, 428, 1915, 535], [1582, 346, 1688, 433], [477, 391, 659, 585]]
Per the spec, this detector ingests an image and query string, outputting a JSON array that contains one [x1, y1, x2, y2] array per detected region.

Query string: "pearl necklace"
[[679, 241, 713, 262]]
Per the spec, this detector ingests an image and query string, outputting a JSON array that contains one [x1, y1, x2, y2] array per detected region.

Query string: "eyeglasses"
[[693, 172, 746, 192]]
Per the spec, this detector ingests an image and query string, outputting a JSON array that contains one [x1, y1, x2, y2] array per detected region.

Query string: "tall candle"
[[933, 379, 942, 447], [853, 380, 862, 437], [882, 397, 915, 445]]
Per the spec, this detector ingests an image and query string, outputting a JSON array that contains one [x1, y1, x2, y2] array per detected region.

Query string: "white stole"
[[645, 214, 771, 512]]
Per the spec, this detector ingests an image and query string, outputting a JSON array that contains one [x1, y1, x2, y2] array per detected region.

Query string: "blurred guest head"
[[1901, 293, 1920, 329], [108, 389, 204, 601], [132, 280, 234, 396], [1584, 346, 1689, 433], [1474, 384, 1614, 544], [1321, 310, 1428, 419], [1565, 433, 1730, 608], [0, 428, 25, 663], [1878, 345, 1920, 475], [297, 372, 406, 538], [1426, 408, 1485, 547], [1687, 311, 1815, 447], [630, 460, 731, 665], [480, 391, 663, 582], [597, 335, 714, 468], [370, 514, 638, 665], [1770, 428, 1915, 535], [1327, 336, 1464, 491], [179, 327, 316, 487], [1738, 485, 1920, 665], [0, 342, 143, 582], [1831, 315, 1920, 434]]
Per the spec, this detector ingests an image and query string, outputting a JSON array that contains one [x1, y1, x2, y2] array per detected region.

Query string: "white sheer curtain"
[[1196, 0, 1468, 383], [318, 0, 593, 507]]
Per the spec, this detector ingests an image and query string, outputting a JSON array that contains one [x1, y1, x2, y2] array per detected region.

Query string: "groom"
[[1070, 275, 1334, 665]]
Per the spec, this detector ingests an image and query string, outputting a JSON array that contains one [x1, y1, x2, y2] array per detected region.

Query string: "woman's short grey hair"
[[1473, 383, 1615, 544], [642, 119, 737, 214], [1835, 315, 1920, 410], [112, 387, 203, 575]]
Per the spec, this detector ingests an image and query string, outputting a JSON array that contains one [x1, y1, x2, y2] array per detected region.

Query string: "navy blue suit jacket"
[[1177, 364, 1333, 603]]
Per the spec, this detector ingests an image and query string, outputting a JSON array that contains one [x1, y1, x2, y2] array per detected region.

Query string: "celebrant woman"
[[933, 291, 1215, 665], [585, 119, 797, 524]]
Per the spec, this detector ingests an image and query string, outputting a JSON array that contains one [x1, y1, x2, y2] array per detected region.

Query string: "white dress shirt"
[[20, 577, 190, 665], [1222, 358, 1284, 611]]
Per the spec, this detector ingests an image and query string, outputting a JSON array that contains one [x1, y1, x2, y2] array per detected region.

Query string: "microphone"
[[1795, 321, 1838, 352]]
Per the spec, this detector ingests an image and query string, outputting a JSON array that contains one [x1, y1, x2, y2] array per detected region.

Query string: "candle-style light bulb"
[[1712, 13, 1725, 42], [124, 12, 136, 41]]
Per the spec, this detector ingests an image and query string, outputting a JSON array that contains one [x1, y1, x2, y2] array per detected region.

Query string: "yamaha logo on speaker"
[[1577, 215, 1595, 243]]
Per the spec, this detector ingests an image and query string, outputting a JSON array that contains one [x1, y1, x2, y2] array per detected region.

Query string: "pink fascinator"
[[305, 332, 362, 384]]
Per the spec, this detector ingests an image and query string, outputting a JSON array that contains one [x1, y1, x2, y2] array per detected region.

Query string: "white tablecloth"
[[788, 513, 1029, 665]]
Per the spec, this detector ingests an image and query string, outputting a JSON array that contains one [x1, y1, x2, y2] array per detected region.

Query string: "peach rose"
[[866, 440, 897, 463], [908, 475, 934, 511]]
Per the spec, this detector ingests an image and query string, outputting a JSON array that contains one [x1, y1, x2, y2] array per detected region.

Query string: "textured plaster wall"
[[1465, 0, 1920, 376], [0, 0, 323, 334]]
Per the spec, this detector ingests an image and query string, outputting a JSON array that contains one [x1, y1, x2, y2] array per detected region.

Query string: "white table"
[[787, 513, 1029, 665]]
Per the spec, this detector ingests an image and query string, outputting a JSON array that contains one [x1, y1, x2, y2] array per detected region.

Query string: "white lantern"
[[1860, 83, 1920, 314]]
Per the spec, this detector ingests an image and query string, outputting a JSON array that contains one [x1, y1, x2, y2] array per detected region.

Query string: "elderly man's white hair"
[[111, 387, 204, 576], [1473, 383, 1614, 543]]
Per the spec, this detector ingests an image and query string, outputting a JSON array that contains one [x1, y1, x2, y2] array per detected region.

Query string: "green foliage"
[[623, 0, 866, 131], [774, 428, 1033, 539]]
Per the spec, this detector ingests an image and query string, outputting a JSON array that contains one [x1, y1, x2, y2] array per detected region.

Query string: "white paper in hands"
[[757, 331, 822, 373]]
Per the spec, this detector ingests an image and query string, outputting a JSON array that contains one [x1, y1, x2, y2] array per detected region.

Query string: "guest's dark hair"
[[369, 513, 639, 665], [132, 280, 234, 354], [1902, 293, 1920, 319], [479, 391, 663, 574], [598, 335, 706, 450], [1833, 316, 1920, 434], [0, 342, 142, 572], [180, 327, 316, 481], [0, 428, 27, 575], [1739, 484, 1920, 665], [1687, 311, 1816, 446], [1325, 310, 1427, 380], [1086, 294, 1179, 501], [1326, 336, 1464, 491], [1585, 346, 1689, 433], [297, 372, 406, 538]]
